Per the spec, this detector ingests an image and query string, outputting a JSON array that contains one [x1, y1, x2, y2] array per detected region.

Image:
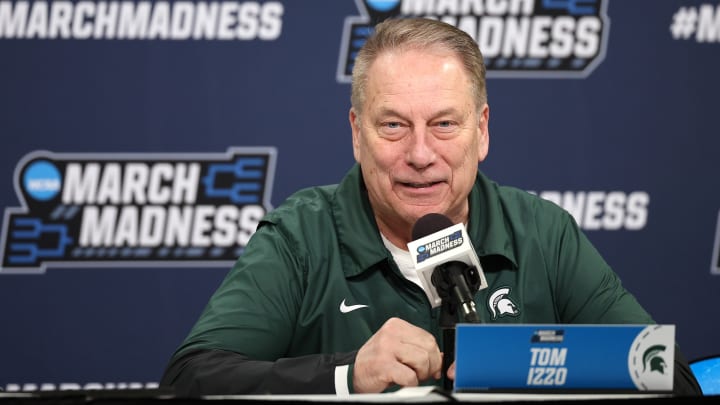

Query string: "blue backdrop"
[[1, 0, 719, 391]]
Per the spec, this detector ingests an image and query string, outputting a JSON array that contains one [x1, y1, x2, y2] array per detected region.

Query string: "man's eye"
[[437, 121, 454, 128], [378, 121, 406, 139]]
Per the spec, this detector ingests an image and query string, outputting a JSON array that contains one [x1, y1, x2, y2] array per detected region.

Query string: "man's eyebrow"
[[374, 107, 464, 120]]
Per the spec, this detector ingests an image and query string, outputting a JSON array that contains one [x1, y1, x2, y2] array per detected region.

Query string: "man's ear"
[[350, 108, 362, 162], [477, 104, 490, 163]]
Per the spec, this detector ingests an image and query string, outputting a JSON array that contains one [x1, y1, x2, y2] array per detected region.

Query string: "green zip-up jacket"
[[161, 165, 700, 396]]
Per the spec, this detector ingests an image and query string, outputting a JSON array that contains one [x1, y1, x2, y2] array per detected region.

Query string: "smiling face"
[[350, 47, 489, 248]]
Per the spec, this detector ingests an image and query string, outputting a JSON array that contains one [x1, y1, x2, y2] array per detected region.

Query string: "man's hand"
[[352, 317, 443, 393]]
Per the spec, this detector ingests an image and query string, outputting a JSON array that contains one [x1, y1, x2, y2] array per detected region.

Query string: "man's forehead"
[[364, 55, 474, 110]]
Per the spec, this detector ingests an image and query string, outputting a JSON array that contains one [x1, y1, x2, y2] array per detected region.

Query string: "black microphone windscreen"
[[411, 213, 454, 241]]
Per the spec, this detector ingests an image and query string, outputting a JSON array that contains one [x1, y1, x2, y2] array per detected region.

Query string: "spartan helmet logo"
[[488, 287, 519, 320], [628, 325, 674, 390], [643, 345, 668, 374]]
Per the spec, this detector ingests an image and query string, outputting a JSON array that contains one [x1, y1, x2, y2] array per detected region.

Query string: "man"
[[160, 18, 701, 396]]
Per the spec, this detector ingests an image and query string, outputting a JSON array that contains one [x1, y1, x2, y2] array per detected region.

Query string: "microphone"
[[407, 213, 487, 323], [408, 213, 487, 391]]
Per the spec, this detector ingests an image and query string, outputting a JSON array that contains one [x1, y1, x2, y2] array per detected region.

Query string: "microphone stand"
[[439, 302, 457, 391], [431, 262, 482, 391]]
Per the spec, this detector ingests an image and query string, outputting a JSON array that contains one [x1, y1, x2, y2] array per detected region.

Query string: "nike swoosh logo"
[[339, 299, 368, 313]]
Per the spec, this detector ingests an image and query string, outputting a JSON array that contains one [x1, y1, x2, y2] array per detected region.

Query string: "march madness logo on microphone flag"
[[0, 147, 276, 274], [414, 229, 464, 263]]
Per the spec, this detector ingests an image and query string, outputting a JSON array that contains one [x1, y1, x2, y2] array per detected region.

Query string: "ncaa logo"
[[23, 160, 62, 201]]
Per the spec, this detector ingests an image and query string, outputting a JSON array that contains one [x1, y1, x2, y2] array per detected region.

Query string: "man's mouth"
[[402, 181, 442, 188]]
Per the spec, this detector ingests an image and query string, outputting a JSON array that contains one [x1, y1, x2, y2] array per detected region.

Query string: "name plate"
[[454, 324, 675, 392]]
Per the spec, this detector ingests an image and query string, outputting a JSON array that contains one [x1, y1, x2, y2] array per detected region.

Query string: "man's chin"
[[395, 191, 448, 207]]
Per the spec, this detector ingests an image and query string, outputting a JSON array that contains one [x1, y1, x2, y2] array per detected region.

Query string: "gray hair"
[[350, 18, 487, 115]]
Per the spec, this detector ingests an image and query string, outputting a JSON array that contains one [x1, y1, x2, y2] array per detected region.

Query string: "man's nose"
[[405, 128, 436, 169]]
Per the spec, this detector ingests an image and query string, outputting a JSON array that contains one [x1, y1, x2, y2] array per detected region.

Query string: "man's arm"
[[161, 318, 445, 396], [159, 222, 326, 395], [161, 204, 448, 395], [160, 348, 357, 396]]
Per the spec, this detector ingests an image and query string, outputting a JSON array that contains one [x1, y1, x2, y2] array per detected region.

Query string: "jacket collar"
[[332, 165, 517, 278], [466, 171, 519, 269], [331, 165, 387, 277]]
